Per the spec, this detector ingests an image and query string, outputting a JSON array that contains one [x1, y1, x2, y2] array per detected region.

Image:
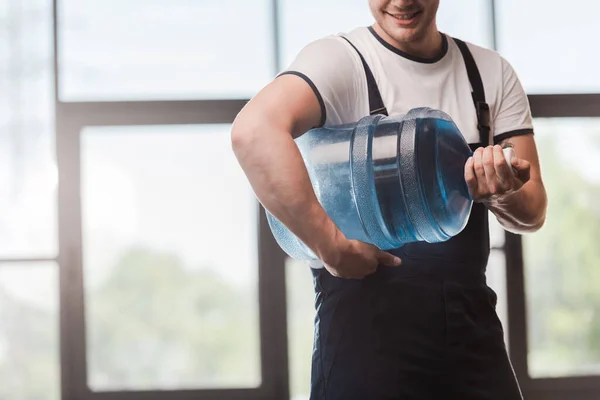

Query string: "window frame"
[[504, 94, 600, 400], [56, 103, 291, 400], [48, 0, 600, 398], [489, 1, 600, 397], [54, 0, 291, 399]]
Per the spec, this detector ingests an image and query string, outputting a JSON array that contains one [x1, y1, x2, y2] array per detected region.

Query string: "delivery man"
[[232, 1, 548, 398]]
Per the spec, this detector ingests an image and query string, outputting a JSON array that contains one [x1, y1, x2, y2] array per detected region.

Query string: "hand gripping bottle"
[[266, 107, 515, 260]]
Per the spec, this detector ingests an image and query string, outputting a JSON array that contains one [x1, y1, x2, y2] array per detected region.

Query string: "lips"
[[386, 9, 422, 23]]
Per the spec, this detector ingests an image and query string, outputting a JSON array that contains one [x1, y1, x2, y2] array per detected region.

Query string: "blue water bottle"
[[266, 107, 513, 260]]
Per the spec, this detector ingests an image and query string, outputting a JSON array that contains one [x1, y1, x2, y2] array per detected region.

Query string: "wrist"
[[483, 193, 512, 211], [483, 179, 524, 208], [316, 223, 346, 266], [305, 208, 345, 265]]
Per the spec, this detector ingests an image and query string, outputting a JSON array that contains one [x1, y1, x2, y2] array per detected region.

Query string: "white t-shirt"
[[280, 26, 534, 268], [280, 26, 534, 146]]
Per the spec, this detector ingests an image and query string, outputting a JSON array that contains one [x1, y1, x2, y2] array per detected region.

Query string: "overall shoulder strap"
[[453, 37, 491, 147], [340, 36, 388, 116]]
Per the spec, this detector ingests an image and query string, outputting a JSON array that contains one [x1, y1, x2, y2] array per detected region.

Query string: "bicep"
[[234, 36, 362, 139], [235, 74, 323, 139]]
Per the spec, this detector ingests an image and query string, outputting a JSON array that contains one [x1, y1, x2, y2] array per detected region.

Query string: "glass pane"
[[0, 0, 57, 258], [436, 0, 492, 49], [278, 0, 373, 69], [286, 258, 315, 400], [279, 0, 492, 70], [496, 0, 600, 94], [0, 262, 60, 400], [524, 118, 600, 377], [81, 124, 261, 391], [58, 0, 274, 101]]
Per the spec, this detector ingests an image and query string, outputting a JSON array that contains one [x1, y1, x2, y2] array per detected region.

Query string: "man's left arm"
[[464, 57, 548, 234]]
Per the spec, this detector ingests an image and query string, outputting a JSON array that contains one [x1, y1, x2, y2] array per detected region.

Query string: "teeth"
[[392, 12, 418, 20]]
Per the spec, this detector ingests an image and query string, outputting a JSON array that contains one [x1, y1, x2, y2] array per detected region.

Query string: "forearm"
[[487, 179, 547, 234], [231, 123, 340, 259]]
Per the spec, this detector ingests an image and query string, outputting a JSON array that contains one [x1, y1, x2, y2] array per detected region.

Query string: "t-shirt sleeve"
[[277, 36, 368, 127], [492, 57, 534, 144]]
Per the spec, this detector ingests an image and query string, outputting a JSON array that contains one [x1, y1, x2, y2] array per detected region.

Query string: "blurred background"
[[1, 0, 599, 399]]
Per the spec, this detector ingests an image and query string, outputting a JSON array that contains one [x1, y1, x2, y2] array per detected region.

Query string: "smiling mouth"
[[386, 10, 423, 21]]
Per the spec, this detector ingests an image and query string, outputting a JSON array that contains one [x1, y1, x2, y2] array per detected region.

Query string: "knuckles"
[[469, 145, 519, 201], [483, 158, 494, 169], [474, 162, 485, 174]]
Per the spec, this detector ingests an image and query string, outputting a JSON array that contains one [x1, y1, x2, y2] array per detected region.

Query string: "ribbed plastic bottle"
[[266, 107, 513, 260]]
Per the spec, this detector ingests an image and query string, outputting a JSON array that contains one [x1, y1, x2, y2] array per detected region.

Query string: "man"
[[232, 1, 547, 398]]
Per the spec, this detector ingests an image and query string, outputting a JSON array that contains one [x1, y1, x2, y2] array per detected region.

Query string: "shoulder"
[[452, 38, 504, 72], [281, 30, 367, 87], [280, 28, 372, 126], [452, 38, 518, 82], [285, 29, 363, 68]]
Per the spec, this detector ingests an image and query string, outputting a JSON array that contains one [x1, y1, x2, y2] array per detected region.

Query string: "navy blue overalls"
[[308, 37, 524, 400]]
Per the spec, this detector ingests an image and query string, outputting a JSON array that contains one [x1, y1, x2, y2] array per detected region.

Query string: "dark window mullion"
[[0, 258, 58, 263], [57, 100, 248, 127], [504, 232, 529, 384]]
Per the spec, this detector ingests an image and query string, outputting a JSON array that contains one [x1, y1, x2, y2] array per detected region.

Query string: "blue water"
[[266, 110, 474, 260]]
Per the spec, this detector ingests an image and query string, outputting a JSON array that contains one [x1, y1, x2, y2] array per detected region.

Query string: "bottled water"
[[266, 107, 512, 260]]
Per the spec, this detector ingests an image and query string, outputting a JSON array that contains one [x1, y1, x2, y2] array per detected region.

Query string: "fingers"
[[482, 146, 498, 194], [326, 263, 369, 279], [466, 145, 532, 204], [493, 145, 512, 188], [472, 147, 486, 183], [472, 147, 486, 196], [325, 241, 400, 280], [464, 156, 478, 196], [377, 250, 402, 267]]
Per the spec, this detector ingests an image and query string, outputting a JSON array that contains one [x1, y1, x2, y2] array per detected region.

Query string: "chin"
[[392, 30, 422, 43], [384, 24, 425, 43], [379, 15, 428, 43]]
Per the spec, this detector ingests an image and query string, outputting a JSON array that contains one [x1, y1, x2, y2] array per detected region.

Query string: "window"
[[496, 0, 600, 94], [278, 0, 373, 69], [80, 124, 261, 391], [0, 1, 60, 398], [286, 258, 315, 400], [12, 1, 600, 399], [58, 0, 275, 101], [0, 263, 60, 400], [523, 118, 600, 378], [436, 0, 493, 49], [0, 0, 56, 258]]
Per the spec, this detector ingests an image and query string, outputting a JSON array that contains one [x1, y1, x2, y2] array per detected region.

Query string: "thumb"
[[377, 251, 402, 267], [511, 157, 530, 172], [510, 157, 531, 182]]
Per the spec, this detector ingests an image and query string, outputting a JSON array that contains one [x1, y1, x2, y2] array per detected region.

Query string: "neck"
[[372, 23, 443, 60]]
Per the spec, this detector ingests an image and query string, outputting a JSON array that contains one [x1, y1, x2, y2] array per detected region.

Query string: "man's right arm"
[[231, 73, 401, 278], [231, 74, 341, 263]]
